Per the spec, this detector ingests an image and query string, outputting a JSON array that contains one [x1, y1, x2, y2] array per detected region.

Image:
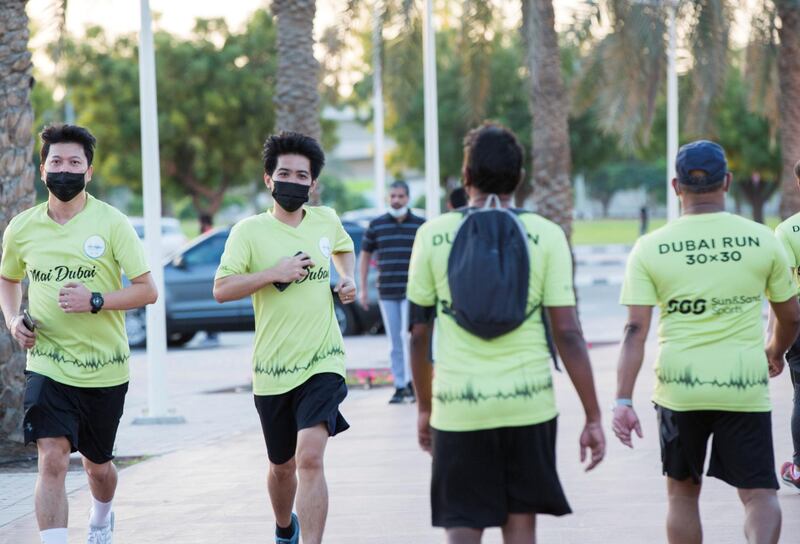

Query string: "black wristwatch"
[[90, 292, 104, 314]]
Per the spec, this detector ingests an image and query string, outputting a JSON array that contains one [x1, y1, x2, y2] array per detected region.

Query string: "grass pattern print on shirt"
[[30, 346, 129, 370], [435, 376, 553, 404], [656, 363, 768, 390], [254, 344, 345, 377]]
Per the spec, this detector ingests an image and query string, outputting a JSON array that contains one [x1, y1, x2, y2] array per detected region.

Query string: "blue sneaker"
[[276, 513, 299, 544]]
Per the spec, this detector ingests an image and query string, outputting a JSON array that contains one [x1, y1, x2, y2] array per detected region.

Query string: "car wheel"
[[126, 309, 147, 348], [334, 300, 359, 336], [167, 332, 196, 347]]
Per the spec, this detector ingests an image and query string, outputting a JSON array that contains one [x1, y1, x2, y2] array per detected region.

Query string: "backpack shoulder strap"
[[509, 208, 562, 371]]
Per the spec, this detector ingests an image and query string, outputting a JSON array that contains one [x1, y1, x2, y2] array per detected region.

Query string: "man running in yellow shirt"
[[0, 124, 157, 544], [213, 132, 356, 544], [773, 158, 800, 491], [613, 140, 800, 544], [407, 123, 605, 543]]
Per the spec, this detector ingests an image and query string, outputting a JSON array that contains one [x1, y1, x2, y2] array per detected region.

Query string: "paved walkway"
[[2, 336, 799, 542]]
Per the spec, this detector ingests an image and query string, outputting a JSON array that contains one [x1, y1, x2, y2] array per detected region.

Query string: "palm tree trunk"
[[0, 0, 36, 447], [524, 0, 574, 239], [271, 0, 323, 204], [777, 0, 800, 218]]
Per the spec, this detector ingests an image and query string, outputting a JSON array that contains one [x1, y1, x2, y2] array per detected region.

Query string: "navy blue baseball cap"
[[675, 140, 727, 185]]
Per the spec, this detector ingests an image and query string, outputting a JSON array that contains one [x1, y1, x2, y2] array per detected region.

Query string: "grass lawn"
[[573, 216, 780, 246], [178, 214, 781, 246]]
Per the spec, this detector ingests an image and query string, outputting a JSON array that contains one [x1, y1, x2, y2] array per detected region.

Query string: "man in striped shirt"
[[359, 180, 425, 403]]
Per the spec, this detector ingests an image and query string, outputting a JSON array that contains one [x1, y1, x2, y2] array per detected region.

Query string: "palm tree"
[[574, 1, 731, 149], [522, 0, 574, 238], [741, 0, 800, 218], [0, 0, 36, 448], [271, 0, 322, 203], [270, 0, 322, 140], [775, 0, 800, 217]]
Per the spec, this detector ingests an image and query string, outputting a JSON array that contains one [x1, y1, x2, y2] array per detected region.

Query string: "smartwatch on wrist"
[[90, 292, 104, 314]]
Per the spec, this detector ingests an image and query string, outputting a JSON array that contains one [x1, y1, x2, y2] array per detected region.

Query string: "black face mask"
[[46, 171, 87, 202], [272, 181, 310, 212]]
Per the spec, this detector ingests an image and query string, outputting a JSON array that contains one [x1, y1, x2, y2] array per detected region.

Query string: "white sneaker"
[[87, 511, 114, 544]]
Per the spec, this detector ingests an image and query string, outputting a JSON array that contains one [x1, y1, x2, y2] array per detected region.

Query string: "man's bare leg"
[[82, 457, 117, 527], [446, 527, 483, 544], [82, 457, 117, 502], [295, 424, 330, 544], [738, 488, 781, 544], [268, 457, 298, 529], [35, 437, 71, 530], [502, 513, 536, 544], [666, 477, 702, 544]]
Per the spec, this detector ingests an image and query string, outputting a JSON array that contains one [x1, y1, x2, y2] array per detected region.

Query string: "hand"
[[612, 405, 643, 448], [579, 420, 605, 471], [272, 253, 315, 283], [58, 282, 92, 313], [417, 410, 433, 454], [8, 314, 36, 349], [335, 277, 357, 305], [765, 345, 786, 378], [358, 290, 369, 310]]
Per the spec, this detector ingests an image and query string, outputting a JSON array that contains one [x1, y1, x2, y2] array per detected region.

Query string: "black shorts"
[[254, 372, 349, 465], [431, 418, 571, 529], [656, 405, 778, 489], [23, 371, 128, 464]]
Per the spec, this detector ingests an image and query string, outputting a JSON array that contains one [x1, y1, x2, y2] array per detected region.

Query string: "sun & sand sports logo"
[[665, 294, 760, 316]]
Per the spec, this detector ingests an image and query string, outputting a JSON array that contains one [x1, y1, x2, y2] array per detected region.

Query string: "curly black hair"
[[262, 131, 325, 179]]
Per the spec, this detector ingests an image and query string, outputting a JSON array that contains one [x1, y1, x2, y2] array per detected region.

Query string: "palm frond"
[[460, 0, 494, 124], [685, 0, 732, 136], [744, 0, 779, 126], [573, 0, 666, 150]]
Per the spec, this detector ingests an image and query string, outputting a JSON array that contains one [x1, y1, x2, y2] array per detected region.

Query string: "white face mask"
[[387, 206, 408, 218]]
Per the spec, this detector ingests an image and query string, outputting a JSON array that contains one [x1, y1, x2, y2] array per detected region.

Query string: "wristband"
[[615, 398, 633, 407]]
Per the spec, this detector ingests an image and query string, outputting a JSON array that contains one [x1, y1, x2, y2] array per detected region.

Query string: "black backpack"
[[443, 195, 559, 366]]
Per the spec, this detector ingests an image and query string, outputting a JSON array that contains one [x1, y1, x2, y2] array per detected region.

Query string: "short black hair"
[[679, 169, 725, 194], [40, 124, 97, 166], [389, 180, 409, 196], [462, 122, 524, 195], [263, 131, 325, 179], [448, 186, 468, 208]]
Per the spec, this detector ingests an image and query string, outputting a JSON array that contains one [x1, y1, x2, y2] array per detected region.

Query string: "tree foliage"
[[62, 10, 278, 217], [347, 6, 531, 186]]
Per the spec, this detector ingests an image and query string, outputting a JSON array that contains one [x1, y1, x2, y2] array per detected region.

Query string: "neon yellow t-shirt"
[[775, 213, 800, 292], [406, 211, 576, 432], [0, 195, 150, 387], [215, 206, 354, 395], [620, 212, 795, 412]]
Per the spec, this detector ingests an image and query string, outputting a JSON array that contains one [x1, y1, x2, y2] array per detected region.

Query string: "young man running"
[[0, 124, 157, 544], [213, 132, 356, 544], [613, 140, 800, 544]]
